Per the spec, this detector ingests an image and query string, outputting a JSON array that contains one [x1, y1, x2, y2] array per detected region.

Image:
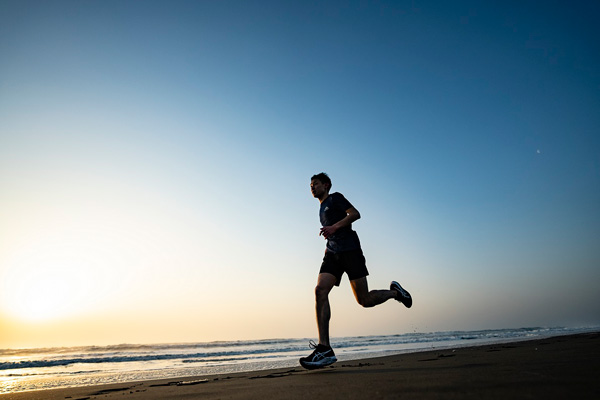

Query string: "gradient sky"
[[1, 0, 599, 349]]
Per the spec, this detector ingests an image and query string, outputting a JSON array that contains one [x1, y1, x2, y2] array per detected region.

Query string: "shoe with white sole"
[[391, 281, 412, 308], [299, 340, 337, 370]]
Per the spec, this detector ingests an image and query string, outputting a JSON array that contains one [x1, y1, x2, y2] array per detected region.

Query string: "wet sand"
[[3, 332, 598, 400]]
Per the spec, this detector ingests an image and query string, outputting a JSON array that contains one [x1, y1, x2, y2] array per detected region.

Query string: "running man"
[[300, 172, 412, 370]]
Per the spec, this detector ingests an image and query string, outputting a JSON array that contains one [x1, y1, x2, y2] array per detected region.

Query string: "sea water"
[[1, 326, 597, 394]]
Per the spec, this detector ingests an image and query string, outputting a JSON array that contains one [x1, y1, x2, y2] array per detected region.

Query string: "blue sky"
[[1, 0, 599, 348]]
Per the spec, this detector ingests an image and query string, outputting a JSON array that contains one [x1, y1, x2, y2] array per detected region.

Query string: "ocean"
[[1, 326, 597, 394]]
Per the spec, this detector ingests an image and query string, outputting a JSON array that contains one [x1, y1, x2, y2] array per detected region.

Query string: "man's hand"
[[319, 207, 360, 239], [319, 226, 337, 239]]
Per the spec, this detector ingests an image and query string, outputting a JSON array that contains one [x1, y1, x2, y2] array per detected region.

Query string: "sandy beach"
[[2, 332, 598, 400]]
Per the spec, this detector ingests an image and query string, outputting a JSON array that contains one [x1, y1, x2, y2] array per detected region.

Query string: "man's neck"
[[319, 192, 330, 204]]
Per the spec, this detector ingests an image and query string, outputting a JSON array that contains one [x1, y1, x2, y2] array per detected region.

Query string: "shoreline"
[[2, 331, 599, 399]]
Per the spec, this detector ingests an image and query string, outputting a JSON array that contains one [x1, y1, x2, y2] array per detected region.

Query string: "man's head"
[[310, 172, 331, 200]]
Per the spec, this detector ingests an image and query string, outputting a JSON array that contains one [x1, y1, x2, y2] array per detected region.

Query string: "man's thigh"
[[350, 276, 369, 303]]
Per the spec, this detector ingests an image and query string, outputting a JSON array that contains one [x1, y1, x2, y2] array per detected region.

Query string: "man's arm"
[[320, 207, 360, 239]]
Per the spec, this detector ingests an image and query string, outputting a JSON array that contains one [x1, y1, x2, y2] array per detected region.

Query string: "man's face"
[[310, 179, 328, 199]]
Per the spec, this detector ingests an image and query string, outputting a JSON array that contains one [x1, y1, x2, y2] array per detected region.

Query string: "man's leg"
[[302, 273, 410, 370], [300, 273, 338, 370], [315, 273, 337, 346], [350, 277, 397, 308]]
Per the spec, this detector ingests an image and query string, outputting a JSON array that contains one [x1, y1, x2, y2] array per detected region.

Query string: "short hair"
[[311, 172, 331, 190]]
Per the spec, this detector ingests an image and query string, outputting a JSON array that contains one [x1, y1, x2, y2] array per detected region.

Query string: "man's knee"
[[356, 295, 374, 308], [350, 277, 374, 307], [315, 284, 331, 301]]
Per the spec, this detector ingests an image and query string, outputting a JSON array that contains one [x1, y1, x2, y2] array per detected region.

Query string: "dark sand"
[[2, 332, 599, 400]]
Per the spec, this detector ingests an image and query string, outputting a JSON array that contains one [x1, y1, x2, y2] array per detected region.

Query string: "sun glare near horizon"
[[0, 224, 134, 324], [0, 249, 99, 323]]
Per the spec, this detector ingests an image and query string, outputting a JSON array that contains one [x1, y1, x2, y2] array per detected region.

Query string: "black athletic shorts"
[[319, 249, 369, 286]]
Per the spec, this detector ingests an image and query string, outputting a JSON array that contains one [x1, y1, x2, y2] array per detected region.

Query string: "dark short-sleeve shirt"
[[320, 192, 361, 253]]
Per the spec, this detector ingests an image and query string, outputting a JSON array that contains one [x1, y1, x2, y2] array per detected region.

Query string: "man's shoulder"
[[322, 192, 343, 203], [329, 192, 353, 207]]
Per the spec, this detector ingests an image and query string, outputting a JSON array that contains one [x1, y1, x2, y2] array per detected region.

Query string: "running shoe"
[[299, 340, 337, 369], [391, 281, 412, 308]]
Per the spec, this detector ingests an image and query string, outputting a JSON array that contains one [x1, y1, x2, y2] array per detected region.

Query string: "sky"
[[1, 0, 599, 349]]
